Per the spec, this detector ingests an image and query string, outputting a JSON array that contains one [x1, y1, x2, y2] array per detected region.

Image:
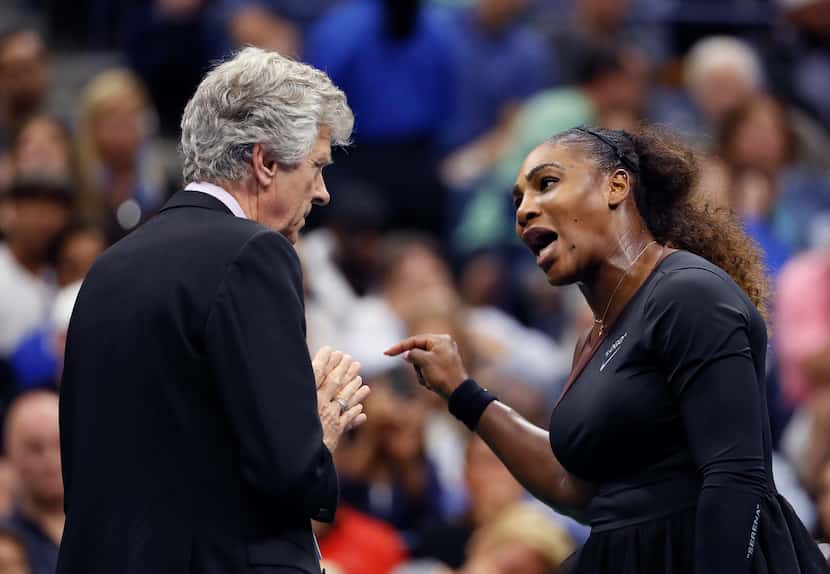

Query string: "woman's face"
[[728, 98, 790, 173], [91, 96, 145, 168], [513, 142, 612, 286], [13, 116, 71, 178]]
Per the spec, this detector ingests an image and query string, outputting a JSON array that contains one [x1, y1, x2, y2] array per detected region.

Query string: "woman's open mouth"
[[522, 227, 559, 272]]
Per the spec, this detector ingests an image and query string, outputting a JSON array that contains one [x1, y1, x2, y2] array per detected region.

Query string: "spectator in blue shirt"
[[304, 0, 456, 235], [440, 0, 549, 153], [305, 0, 454, 143], [2, 391, 62, 574]]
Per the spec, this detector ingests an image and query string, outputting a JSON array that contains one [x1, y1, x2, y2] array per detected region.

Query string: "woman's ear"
[[252, 143, 277, 188], [607, 169, 631, 208]]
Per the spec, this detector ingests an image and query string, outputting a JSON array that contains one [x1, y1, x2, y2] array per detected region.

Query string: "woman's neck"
[[579, 237, 662, 340]]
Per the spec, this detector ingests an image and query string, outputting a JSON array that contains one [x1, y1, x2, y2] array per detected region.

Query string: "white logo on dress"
[[599, 332, 628, 372]]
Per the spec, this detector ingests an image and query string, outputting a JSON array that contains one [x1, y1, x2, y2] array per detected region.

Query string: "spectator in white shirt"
[[0, 178, 72, 358]]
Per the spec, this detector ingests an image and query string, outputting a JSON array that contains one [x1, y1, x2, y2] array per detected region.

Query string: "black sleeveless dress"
[[551, 251, 828, 573]]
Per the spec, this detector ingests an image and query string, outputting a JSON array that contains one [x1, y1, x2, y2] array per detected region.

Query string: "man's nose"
[[313, 178, 330, 206]]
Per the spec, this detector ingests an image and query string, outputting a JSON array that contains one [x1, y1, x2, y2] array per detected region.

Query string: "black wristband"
[[448, 379, 497, 431]]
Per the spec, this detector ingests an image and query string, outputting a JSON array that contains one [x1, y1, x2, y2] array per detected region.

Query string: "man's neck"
[[19, 495, 64, 544], [218, 179, 256, 220]]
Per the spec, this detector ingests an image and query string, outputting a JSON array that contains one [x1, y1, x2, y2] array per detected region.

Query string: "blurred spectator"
[[775, 250, 830, 408], [305, 180, 389, 296], [685, 36, 763, 131], [1, 114, 79, 193], [0, 26, 48, 152], [8, 281, 81, 392], [776, 0, 830, 130], [816, 459, 830, 541], [2, 392, 62, 574], [457, 501, 573, 574], [729, 170, 792, 276], [306, 231, 569, 389], [305, 0, 454, 235], [124, 0, 230, 136], [0, 462, 16, 519], [454, 40, 647, 252], [328, 233, 455, 375], [0, 526, 29, 574], [75, 69, 174, 241], [411, 436, 526, 569], [225, 0, 338, 57], [335, 368, 448, 547], [719, 94, 830, 256], [314, 505, 408, 574], [538, 0, 668, 85], [50, 222, 107, 288], [6, 223, 105, 392], [306, 0, 453, 144], [439, 0, 548, 153], [0, 178, 72, 359], [684, 35, 830, 167], [225, 0, 338, 53]]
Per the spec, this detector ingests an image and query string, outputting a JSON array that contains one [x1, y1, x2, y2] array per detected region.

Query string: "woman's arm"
[[477, 400, 593, 516], [385, 334, 593, 517], [646, 268, 769, 574]]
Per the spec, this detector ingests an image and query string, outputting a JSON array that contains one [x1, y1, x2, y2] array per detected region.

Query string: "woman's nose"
[[515, 192, 540, 229]]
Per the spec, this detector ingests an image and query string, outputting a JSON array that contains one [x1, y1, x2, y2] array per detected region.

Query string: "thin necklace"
[[593, 240, 657, 339]]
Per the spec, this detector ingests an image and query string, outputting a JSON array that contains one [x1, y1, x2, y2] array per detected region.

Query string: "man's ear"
[[252, 143, 277, 188], [607, 168, 631, 208]]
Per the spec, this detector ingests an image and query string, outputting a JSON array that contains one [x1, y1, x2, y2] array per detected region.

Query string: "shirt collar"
[[185, 181, 247, 219]]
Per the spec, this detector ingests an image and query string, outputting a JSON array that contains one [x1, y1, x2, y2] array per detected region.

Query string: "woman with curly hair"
[[387, 126, 827, 573]]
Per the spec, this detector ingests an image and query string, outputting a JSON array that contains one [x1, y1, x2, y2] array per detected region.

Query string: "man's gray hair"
[[180, 47, 354, 184]]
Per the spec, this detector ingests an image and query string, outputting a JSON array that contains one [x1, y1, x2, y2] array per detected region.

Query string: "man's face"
[[0, 30, 47, 118], [9, 197, 71, 262], [260, 127, 332, 243], [6, 395, 63, 507]]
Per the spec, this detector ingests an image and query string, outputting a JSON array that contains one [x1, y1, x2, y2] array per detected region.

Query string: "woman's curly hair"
[[549, 125, 770, 321]]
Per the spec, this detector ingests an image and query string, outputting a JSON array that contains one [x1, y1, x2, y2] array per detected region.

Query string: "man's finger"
[[341, 403, 364, 426], [347, 412, 368, 431], [349, 382, 371, 407], [326, 350, 344, 375], [317, 350, 343, 392], [344, 361, 361, 382], [384, 334, 441, 356], [312, 346, 333, 385], [335, 376, 363, 404], [319, 355, 354, 401]]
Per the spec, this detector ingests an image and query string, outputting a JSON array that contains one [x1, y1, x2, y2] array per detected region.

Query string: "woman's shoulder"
[[644, 250, 753, 318]]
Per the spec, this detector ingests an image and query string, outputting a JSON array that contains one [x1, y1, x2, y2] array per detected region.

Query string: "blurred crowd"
[[0, 0, 830, 572]]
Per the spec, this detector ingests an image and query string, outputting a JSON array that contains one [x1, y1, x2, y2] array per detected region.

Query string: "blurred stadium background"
[[0, 0, 830, 572]]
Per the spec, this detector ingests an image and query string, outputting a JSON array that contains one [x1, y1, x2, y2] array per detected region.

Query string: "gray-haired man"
[[58, 48, 367, 574]]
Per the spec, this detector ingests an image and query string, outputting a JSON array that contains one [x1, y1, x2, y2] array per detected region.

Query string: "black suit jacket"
[[58, 191, 337, 574]]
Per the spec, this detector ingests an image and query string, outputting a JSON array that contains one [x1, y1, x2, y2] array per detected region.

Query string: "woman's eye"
[[540, 177, 559, 190]]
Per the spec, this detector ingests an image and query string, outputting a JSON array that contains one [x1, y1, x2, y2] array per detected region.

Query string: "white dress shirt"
[[185, 181, 248, 219]]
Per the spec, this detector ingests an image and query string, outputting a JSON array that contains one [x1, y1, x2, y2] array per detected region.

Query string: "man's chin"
[[277, 219, 304, 244], [280, 230, 300, 244]]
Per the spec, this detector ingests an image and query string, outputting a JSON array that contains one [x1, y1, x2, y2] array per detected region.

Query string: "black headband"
[[573, 126, 639, 173]]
